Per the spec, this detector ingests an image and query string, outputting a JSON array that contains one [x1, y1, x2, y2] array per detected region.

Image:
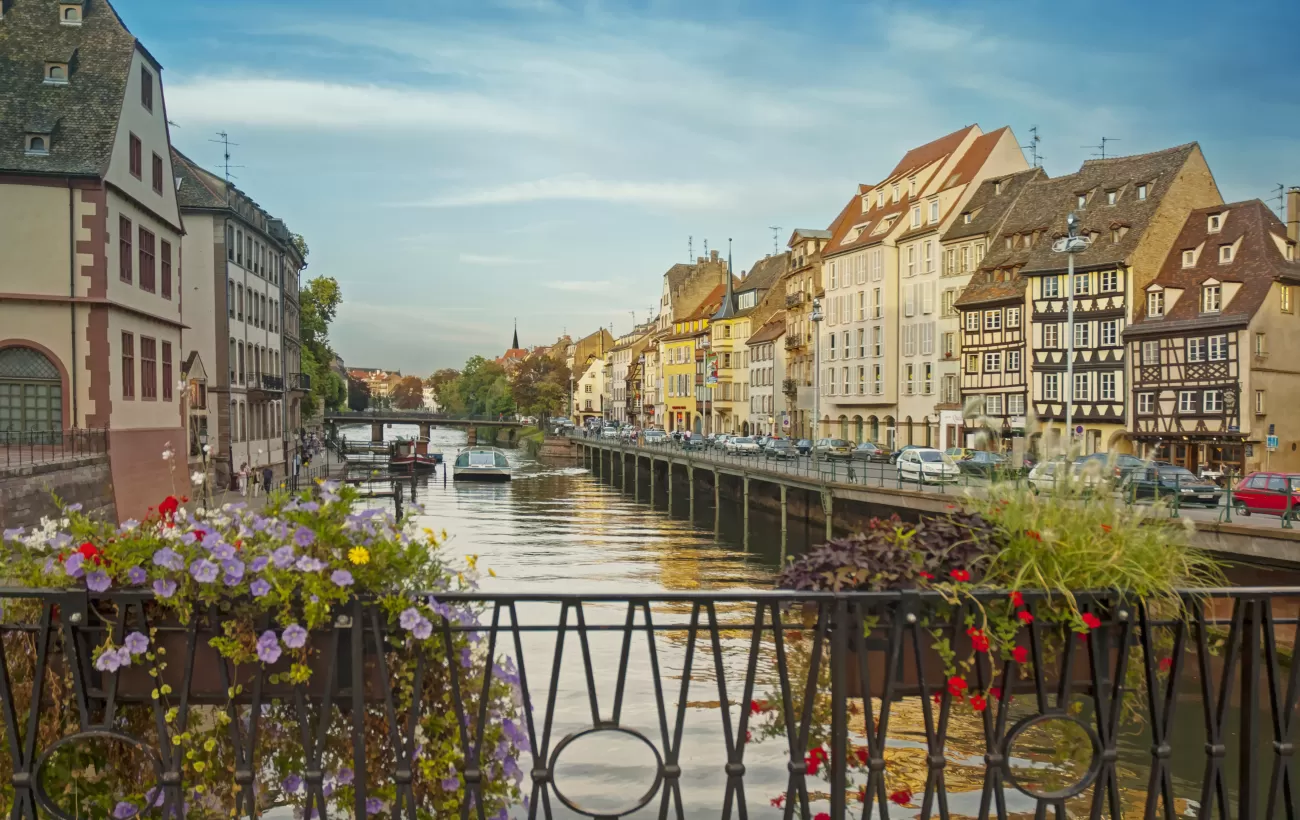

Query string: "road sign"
[[1268, 435, 1280, 450], [782, 416, 791, 429], [1075, 425, 1084, 435]]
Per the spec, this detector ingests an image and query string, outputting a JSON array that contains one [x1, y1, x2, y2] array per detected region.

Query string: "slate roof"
[[171, 148, 228, 209], [942, 167, 1046, 242], [954, 269, 1026, 308], [0, 0, 138, 176], [739, 252, 789, 293], [745, 313, 787, 346], [1125, 200, 1300, 336]]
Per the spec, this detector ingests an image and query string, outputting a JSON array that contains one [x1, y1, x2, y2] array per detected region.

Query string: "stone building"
[[652, 252, 730, 423], [780, 229, 834, 439], [0, 0, 186, 520]]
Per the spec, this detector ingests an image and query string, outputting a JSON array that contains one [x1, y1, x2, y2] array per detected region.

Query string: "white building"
[[746, 314, 786, 436], [574, 357, 605, 423]]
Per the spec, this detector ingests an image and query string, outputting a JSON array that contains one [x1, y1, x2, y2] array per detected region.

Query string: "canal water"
[[339, 424, 1297, 819]]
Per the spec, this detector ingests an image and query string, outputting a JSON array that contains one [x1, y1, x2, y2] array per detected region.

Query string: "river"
[[338, 423, 1296, 819]]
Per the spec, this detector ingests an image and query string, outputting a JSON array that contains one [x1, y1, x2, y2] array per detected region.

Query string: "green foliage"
[[391, 376, 425, 410], [511, 355, 570, 421], [347, 376, 370, 411], [298, 276, 344, 418]]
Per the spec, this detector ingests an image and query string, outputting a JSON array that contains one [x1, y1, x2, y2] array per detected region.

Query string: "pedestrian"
[[238, 462, 249, 497], [263, 464, 274, 495], [292, 451, 301, 491], [250, 462, 262, 497]]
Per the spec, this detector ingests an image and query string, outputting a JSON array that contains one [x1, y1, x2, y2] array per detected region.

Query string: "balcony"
[[290, 372, 312, 392], [260, 374, 284, 392], [785, 333, 809, 350], [782, 377, 799, 398], [785, 291, 807, 308]]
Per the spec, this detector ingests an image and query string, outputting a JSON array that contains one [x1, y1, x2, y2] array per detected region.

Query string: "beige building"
[[0, 0, 186, 521], [781, 229, 834, 438], [709, 253, 788, 434], [746, 314, 786, 436], [652, 252, 730, 425], [172, 150, 307, 488]]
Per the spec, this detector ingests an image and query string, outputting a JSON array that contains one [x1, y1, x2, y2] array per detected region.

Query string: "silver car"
[[726, 436, 761, 455]]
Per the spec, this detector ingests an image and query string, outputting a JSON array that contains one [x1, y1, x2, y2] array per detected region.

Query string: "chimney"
[[1288, 187, 1300, 243], [697, 256, 706, 264], [710, 249, 719, 263]]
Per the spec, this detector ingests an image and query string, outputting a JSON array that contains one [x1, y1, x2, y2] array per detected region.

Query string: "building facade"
[[710, 253, 787, 434], [781, 229, 833, 439], [746, 315, 786, 436]]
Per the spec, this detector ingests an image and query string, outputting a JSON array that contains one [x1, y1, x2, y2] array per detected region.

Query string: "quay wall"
[[0, 455, 117, 530]]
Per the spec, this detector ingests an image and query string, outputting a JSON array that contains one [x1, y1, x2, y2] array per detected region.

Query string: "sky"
[[119, 0, 1300, 376]]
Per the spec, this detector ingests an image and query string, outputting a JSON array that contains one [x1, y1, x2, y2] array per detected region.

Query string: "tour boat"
[[452, 447, 512, 482], [389, 438, 442, 472]]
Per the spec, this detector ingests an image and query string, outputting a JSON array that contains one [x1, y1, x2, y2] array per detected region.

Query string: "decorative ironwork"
[[0, 428, 107, 468], [0, 588, 1297, 818]]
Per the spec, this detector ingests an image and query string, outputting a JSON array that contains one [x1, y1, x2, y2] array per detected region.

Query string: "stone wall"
[[0, 455, 117, 529]]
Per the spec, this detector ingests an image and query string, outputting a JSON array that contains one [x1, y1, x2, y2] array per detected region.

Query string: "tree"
[[511, 355, 571, 424], [347, 377, 370, 412], [391, 376, 426, 410], [298, 276, 343, 418], [455, 356, 511, 416]]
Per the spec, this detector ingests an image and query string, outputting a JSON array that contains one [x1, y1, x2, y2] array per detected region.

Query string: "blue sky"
[[121, 0, 1300, 375]]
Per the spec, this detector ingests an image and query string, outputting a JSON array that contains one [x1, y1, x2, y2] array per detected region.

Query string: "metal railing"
[[290, 371, 313, 391], [785, 291, 807, 308], [0, 428, 108, 470], [0, 587, 1295, 818], [260, 374, 285, 391]]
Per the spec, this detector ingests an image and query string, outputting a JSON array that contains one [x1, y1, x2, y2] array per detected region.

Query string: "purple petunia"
[[365, 798, 384, 816], [153, 578, 177, 599], [399, 608, 422, 630], [86, 570, 111, 593], [336, 767, 354, 786], [281, 624, 308, 649], [298, 501, 320, 513], [250, 578, 271, 598], [189, 559, 219, 584], [256, 631, 282, 664], [64, 553, 85, 577], [94, 646, 131, 673], [152, 547, 184, 572], [271, 545, 296, 569], [124, 632, 149, 655], [143, 787, 163, 808], [210, 543, 237, 561], [2, 527, 24, 542], [292, 526, 315, 548], [47, 533, 72, 550], [412, 617, 433, 641], [221, 558, 245, 584], [249, 556, 270, 573], [295, 556, 326, 573], [330, 569, 354, 587], [126, 566, 148, 586], [441, 776, 460, 791], [113, 801, 138, 819], [282, 773, 303, 794]]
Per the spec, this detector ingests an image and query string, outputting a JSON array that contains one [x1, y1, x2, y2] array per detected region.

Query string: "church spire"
[[512, 318, 519, 350]]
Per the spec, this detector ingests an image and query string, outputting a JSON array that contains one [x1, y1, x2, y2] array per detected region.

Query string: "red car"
[[1231, 472, 1300, 517]]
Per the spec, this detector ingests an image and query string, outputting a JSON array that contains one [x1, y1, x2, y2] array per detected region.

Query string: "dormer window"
[[1106, 190, 1117, 205], [911, 206, 921, 228], [993, 180, 1003, 195], [1219, 245, 1233, 263], [1182, 250, 1195, 267], [1208, 213, 1222, 233], [876, 192, 884, 208], [58, 3, 82, 24], [44, 63, 69, 84], [962, 212, 972, 224], [1137, 184, 1148, 200], [1202, 283, 1222, 313], [891, 184, 899, 203], [24, 135, 49, 156], [1147, 289, 1164, 317], [929, 200, 939, 223], [1111, 229, 1120, 243], [1077, 193, 1088, 209], [908, 177, 917, 197]]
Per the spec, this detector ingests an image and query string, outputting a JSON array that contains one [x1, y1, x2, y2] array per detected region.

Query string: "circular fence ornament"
[[1001, 713, 1103, 801], [33, 729, 165, 820], [547, 725, 664, 817]]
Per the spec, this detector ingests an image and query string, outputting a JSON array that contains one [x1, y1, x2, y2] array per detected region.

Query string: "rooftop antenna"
[[703, 238, 709, 259], [688, 235, 693, 262], [1083, 137, 1120, 159], [769, 226, 782, 255], [1268, 183, 1286, 216], [1021, 125, 1041, 168]]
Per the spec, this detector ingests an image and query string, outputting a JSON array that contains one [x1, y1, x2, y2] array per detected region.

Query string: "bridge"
[[324, 411, 525, 445]]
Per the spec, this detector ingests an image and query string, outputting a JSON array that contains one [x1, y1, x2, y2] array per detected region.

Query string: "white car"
[[726, 436, 761, 455], [897, 448, 960, 484], [1027, 461, 1105, 494], [600, 426, 621, 439], [642, 430, 667, 445]]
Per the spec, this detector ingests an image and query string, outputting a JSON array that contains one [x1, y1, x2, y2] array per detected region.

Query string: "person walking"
[[292, 451, 301, 491], [238, 462, 249, 497], [262, 464, 274, 495]]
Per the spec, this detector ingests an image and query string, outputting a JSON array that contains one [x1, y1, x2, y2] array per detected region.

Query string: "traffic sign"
[[1075, 425, 1084, 435], [1268, 435, 1280, 450], [782, 417, 791, 429]]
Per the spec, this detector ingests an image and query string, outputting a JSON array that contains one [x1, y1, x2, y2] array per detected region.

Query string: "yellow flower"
[[348, 547, 371, 565]]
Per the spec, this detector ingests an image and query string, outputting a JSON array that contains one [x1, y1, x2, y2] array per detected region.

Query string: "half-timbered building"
[[1018, 144, 1221, 455], [1125, 199, 1300, 474]]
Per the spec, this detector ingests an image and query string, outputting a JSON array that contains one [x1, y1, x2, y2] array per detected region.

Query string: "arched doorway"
[[883, 416, 896, 449], [904, 416, 914, 445], [923, 417, 932, 448], [869, 416, 879, 442], [0, 345, 63, 433], [693, 415, 702, 434], [742, 421, 749, 435], [838, 415, 848, 439], [853, 415, 863, 443]]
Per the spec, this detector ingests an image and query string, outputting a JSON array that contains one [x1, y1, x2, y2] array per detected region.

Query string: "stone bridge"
[[324, 412, 524, 445]]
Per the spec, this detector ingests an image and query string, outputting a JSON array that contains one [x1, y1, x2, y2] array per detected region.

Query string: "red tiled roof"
[[883, 125, 978, 184]]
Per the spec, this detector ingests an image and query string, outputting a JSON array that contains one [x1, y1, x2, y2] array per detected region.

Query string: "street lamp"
[[811, 297, 824, 464], [1051, 213, 1092, 453], [198, 431, 211, 508]]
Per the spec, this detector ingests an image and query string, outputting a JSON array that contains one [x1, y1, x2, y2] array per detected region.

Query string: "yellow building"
[[709, 255, 789, 434], [660, 284, 725, 433]]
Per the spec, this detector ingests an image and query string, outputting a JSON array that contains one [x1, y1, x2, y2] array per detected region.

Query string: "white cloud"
[[165, 77, 557, 135], [546, 280, 611, 292], [412, 175, 727, 209], [459, 253, 537, 265]]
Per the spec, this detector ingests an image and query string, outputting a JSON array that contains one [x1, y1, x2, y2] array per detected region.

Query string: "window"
[[1137, 184, 1147, 200], [227, 281, 235, 317], [1256, 390, 1266, 414], [942, 289, 956, 316], [924, 241, 934, 273], [45, 63, 69, 84], [930, 201, 939, 223], [1101, 320, 1118, 346], [1202, 284, 1221, 312], [1077, 194, 1087, 209], [984, 310, 1001, 330], [226, 226, 235, 261], [920, 322, 934, 355], [857, 291, 865, 321], [1204, 390, 1223, 413], [975, 243, 984, 264], [118, 216, 132, 283], [966, 354, 979, 374], [1007, 350, 1020, 372], [1043, 276, 1059, 298], [138, 228, 155, 293], [152, 153, 163, 194], [873, 326, 883, 357], [162, 342, 173, 401], [1008, 394, 1026, 415], [985, 394, 1003, 415], [1147, 290, 1164, 317], [872, 288, 882, 318], [1208, 334, 1227, 361], [873, 365, 883, 394], [236, 285, 243, 320], [25, 135, 49, 155], [161, 241, 172, 299], [61, 4, 82, 23], [1074, 372, 1090, 401], [1007, 307, 1021, 328], [121, 332, 135, 399], [923, 363, 933, 394], [1188, 337, 1208, 362], [984, 352, 1001, 372], [236, 230, 243, 264], [1074, 323, 1090, 348], [1099, 372, 1116, 401], [1138, 392, 1154, 415], [1219, 245, 1233, 264], [904, 283, 915, 316], [1100, 270, 1118, 292], [1044, 324, 1059, 348], [1044, 373, 1059, 401], [1182, 250, 1195, 267], [960, 247, 969, 272], [1208, 213, 1222, 233], [228, 338, 236, 383], [906, 247, 915, 278], [1106, 190, 1117, 205], [1283, 285, 1294, 313], [1178, 391, 1197, 413], [857, 328, 865, 358], [1255, 332, 1267, 356], [141, 66, 154, 112], [904, 364, 914, 395], [965, 312, 979, 332], [911, 206, 921, 228], [946, 248, 956, 274], [129, 134, 142, 178], [1074, 273, 1090, 295], [828, 334, 836, 360], [1142, 340, 1159, 364], [942, 331, 955, 357]]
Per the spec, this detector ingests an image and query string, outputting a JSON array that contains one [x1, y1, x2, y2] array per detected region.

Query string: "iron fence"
[[0, 588, 1296, 818], [0, 428, 108, 470]]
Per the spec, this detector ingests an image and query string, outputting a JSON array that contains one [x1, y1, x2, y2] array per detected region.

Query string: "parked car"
[[1230, 472, 1300, 517], [1026, 460, 1105, 494], [795, 439, 813, 456], [765, 439, 798, 459], [726, 436, 761, 455], [681, 434, 707, 451], [643, 429, 667, 445], [851, 442, 890, 463], [944, 447, 976, 461], [1121, 465, 1222, 506], [600, 426, 621, 439], [896, 448, 960, 484], [889, 444, 925, 464], [1072, 452, 1149, 484], [814, 439, 855, 459], [711, 434, 731, 450], [957, 451, 1012, 479]]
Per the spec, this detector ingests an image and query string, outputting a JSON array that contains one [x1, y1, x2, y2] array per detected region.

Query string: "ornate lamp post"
[[811, 297, 824, 466], [199, 431, 212, 508], [1051, 213, 1093, 452]]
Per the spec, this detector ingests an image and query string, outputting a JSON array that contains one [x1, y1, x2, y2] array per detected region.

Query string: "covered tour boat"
[[452, 447, 512, 482], [389, 438, 442, 472]]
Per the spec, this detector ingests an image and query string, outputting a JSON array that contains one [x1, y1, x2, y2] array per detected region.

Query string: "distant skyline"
[[121, 0, 1300, 375]]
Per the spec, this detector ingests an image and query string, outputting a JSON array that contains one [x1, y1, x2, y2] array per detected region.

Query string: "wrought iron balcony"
[[290, 372, 312, 392], [785, 291, 808, 308], [785, 333, 809, 350]]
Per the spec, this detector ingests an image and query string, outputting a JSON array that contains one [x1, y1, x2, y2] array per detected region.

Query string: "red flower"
[[745, 730, 752, 743], [950, 569, 971, 583], [749, 699, 764, 715], [1081, 613, 1103, 631], [180, 495, 189, 503], [815, 814, 831, 820], [1100, 524, 1111, 533], [158, 495, 179, 520], [809, 747, 828, 763], [947, 675, 967, 699], [1013, 646, 1029, 664], [770, 795, 785, 808], [989, 686, 1002, 701], [932, 692, 942, 705], [970, 694, 987, 712], [858, 786, 869, 803], [191, 530, 206, 544], [967, 627, 990, 653], [918, 571, 934, 581], [855, 747, 868, 766], [1158, 657, 1173, 673], [805, 753, 820, 776], [889, 789, 912, 806], [1026, 530, 1042, 541], [1009, 591, 1024, 608], [1017, 610, 1034, 625], [76, 542, 103, 565]]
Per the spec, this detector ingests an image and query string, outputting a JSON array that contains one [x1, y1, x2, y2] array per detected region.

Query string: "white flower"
[[161, 449, 174, 461], [202, 444, 212, 454], [191, 471, 206, 486]]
